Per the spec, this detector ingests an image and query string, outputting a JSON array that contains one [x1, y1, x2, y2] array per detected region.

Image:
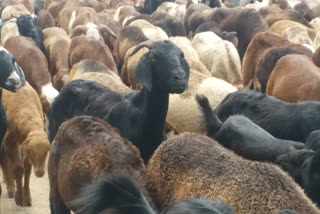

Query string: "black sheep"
[[305, 130, 320, 151], [214, 90, 320, 142], [49, 40, 190, 162], [16, 14, 45, 54], [196, 95, 304, 162], [277, 149, 320, 206]]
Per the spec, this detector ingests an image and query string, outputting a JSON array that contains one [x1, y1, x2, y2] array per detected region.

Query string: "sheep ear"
[[135, 54, 152, 91]]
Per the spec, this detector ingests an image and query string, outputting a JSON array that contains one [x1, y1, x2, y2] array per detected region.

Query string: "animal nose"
[[7, 71, 22, 87], [174, 69, 186, 80]]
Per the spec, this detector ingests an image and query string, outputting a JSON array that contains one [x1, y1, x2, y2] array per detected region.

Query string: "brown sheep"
[[242, 31, 312, 90], [114, 25, 148, 71], [147, 133, 320, 214], [4, 36, 59, 117], [48, 115, 154, 213], [267, 54, 320, 102], [43, 27, 71, 91], [68, 35, 117, 73], [1, 82, 50, 207], [36, 9, 56, 30]]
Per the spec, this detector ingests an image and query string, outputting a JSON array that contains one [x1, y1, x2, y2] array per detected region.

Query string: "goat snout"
[[173, 69, 186, 81]]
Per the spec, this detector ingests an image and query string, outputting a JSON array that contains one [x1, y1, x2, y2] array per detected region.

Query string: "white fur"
[[167, 71, 237, 134], [156, 2, 186, 22], [192, 32, 242, 86], [114, 6, 124, 22], [0, 46, 9, 53], [68, 10, 77, 34], [41, 82, 59, 104], [303, 44, 315, 53], [129, 20, 168, 41], [6, 70, 22, 89], [85, 23, 100, 40]]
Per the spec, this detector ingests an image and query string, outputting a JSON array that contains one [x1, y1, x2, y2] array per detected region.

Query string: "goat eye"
[[181, 52, 184, 58]]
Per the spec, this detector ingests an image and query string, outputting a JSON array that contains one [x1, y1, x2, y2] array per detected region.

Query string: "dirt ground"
[[0, 158, 50, 214]]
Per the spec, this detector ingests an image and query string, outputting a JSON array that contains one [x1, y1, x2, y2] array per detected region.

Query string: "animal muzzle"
[[34, 167, 45, 177], [5, 68, 25, 92]]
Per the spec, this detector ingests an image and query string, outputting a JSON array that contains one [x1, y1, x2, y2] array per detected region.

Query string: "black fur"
[[196, 95, 304, 162], [214, 90, 320, 142], [201, 0, 221, 8], [305, 130, 320, 151], [72, 176, 155, 214], [143, 0, 175, 14], [0, 47, 26, 160], [276, 149, 320, 206], [49, 40, 190, 162], [162, 198, 234, 214], [73, 175, 235, 214], [194, 21, 238, 45], [16, 14, 45, 53]]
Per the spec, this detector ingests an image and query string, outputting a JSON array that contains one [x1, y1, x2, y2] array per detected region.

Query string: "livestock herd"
[[0, 0, 320, 213]]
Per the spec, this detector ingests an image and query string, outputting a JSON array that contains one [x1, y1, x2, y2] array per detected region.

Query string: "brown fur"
[[68, 35, 117, 73], [4, 36, 54, 117], [270, 20, 316, 41], [48, 115, 154, 213], [43, 27, 71, 91], [267, 54, 320, 102], [242, 31, 312, 89], [147, 133, 320, 214], [268, 0, 290, 10], [259, 5, 312, 27], [1, 83, 50, 207], [36, 9, 56, 30], [70, 7, 101, 32], [97, 11, 121, 35], [47, 0, 67, 22], [114, 26, 148, 72]]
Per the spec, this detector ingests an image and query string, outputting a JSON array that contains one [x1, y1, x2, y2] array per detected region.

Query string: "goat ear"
[[135, 54, 152, 91]]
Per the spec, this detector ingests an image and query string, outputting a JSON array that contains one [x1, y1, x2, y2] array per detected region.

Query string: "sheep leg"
[[14, 166, 24, 206], [23, 160, 32, 206], [2, 147, 15, 198]]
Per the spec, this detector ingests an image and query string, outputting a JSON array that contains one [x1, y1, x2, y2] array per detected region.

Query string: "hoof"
[[14, 192, 23, 206], [8, 191, 14, 198], [23, 200, 32, 207]]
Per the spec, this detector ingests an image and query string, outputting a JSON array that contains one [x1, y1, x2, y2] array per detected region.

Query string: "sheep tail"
[[196, 94, 223, 138], [71, 175, 156, 214]]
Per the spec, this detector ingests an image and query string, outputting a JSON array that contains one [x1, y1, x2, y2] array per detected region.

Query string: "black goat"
[[196, 95, 304, 162], [49, 40, 190, 162], [214, 90, 320, 142], [0, 46, 26, 159], [16, 14, 45, 53], [305, 130, 320, 151], [277, 149, 320, 206]]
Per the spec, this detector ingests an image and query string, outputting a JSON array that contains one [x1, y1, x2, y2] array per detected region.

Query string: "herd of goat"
[[0, 0, 320, 213]]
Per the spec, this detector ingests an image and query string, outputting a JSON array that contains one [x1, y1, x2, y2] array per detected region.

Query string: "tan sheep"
[[192, 32, 242, 87], [147, 132, 320, 214], [166, 70, 237, 134], [1, 83, 50, 207]]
